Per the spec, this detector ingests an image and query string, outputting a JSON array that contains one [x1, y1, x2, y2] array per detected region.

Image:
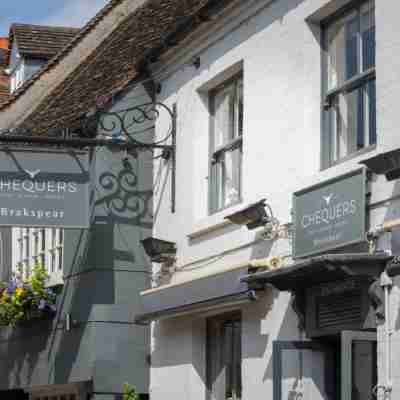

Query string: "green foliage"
[[0, 264, 57, 327], [123, 383, 140, 400]]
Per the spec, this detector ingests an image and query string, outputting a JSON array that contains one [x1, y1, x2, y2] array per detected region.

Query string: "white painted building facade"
[[138, 0, 400, 399]]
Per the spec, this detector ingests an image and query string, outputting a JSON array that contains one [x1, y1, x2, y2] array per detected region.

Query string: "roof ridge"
[[11, 23, 80, 32]]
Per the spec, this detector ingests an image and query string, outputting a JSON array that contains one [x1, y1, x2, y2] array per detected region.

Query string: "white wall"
[[149, 0, 400, 399]]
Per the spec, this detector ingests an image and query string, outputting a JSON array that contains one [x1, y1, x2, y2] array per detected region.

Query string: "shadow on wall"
[[0, 320, 53, 390], [0, 151, 153, 391], [52, 151, 153, 385]]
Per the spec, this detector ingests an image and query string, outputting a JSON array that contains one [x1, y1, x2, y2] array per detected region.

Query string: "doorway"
[[273, 331, 377, 400]]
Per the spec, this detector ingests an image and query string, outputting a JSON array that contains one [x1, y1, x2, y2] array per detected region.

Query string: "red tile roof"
[[0, 46, 10, 105], [0, 38, 9, 50], [1, 0, 234, 133], [9, 24, 80, 61], [0, 0, 123, 112]]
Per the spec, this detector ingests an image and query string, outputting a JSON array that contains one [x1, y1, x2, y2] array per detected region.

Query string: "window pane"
[[352, 341, 377, 400], [211, 157, 223, 211], [51, 251, 55, 273], [330, 89, 360, 161], [361, 4, 375, 71], [365, 79, 376, 146], [207, 315, 241, 400], [235, 79, 243, 138], [210, 76, 243, 213], [41, 229, 46, 252], [25, 235, 30, 259], [345, 16, 359, 80], [58, 247, 63, 271], [51, 228, 56, 248], [19, 240, 23, 262], [222, 146, 241, 208], [214, 85, 235, 148], [327, 12, 357, 90]]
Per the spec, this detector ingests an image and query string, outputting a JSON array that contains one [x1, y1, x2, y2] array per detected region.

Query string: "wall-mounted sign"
[[293, 168, 366, 258], [0, 148, 91, 228]]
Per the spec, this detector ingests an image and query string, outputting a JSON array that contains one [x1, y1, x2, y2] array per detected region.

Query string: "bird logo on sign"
[[24, 169, 41, 179], [322, 193, 335, 206]]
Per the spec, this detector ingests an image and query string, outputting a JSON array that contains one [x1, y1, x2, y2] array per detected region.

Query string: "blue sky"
[[0, 0, 109, 36]]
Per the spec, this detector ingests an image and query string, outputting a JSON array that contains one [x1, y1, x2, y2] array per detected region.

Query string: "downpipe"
[[368, 226, 395, 399], [380, 270, 393, 399]]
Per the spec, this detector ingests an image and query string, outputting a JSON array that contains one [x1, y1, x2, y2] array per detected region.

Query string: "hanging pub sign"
[[293, 168, 366, 258], [0, 148, 91, 228]]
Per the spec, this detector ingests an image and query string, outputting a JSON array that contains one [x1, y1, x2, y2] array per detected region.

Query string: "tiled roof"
[[0, 88, 9, 105], [1, 0, 234, 133], [0, 48, 8, 67], [9, 24, 80, 60], [0, 0, 124, 112], [0, 48, 10, 105]]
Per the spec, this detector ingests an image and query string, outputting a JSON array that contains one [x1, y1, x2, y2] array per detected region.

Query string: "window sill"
[[323, 144, 377, 170]]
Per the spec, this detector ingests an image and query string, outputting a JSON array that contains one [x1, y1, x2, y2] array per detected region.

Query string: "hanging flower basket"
[[0, 265, 57, 327]]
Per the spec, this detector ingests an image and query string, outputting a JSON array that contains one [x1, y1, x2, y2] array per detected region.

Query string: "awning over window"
[[240, 253, 391, 291], [134, 265, 263, 325]]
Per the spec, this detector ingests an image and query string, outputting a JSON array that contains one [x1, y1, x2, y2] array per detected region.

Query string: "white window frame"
[[322, 0, 376, 168], [11, 227, 63, 286], [10, 58, 25, 93], [209, 73, 243, 214], [47, 228, 64, 286]]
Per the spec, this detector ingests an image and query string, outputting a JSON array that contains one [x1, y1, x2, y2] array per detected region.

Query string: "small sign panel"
[[0, 149, 91, 228], [293, 168, 366, 258]]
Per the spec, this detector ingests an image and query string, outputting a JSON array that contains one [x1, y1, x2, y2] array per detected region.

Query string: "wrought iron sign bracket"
[[0, 101, 177, 212], [0, 133, 174, 152]]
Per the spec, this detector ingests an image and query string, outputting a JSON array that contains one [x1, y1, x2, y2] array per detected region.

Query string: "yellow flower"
[[2, 291, 8, 300], [15, 287, 24, 297]]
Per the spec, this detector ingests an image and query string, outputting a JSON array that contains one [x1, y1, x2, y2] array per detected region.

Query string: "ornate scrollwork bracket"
[[0, 101, 177, 212], [0, 101, 175, 153]]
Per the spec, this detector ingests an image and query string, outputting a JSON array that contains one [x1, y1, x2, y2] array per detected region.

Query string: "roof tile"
[[10, 24, 80, 60], [1, 0, 233, 133]]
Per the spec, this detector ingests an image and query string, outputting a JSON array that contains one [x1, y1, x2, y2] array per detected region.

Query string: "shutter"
[[317, 289, 363, 330]]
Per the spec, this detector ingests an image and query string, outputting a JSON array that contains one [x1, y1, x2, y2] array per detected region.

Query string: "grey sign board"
[[0, 148, 91, 228], [293, 168, 366, 258]]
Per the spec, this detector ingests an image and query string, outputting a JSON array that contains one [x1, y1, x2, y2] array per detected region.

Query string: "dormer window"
[[10, 59, 24, 93]]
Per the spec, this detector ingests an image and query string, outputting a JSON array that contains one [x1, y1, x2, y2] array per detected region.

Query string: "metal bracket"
[[0, 101, 177, 212]]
